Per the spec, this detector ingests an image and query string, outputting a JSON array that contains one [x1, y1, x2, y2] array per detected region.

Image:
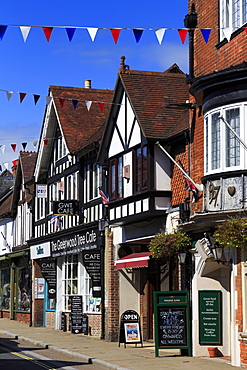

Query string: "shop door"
[[43, 281, 56, 327], [146, 270, 158, 340]]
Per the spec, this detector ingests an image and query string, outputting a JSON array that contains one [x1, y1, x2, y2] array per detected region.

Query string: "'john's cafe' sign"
[[30, 227, 103, 297]]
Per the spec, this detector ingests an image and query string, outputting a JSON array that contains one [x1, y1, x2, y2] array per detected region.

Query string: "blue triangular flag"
[[0, 26, 7, 40], [66, 28, 76, 42], [72, 99, 78, 109], [133, 29, 143, 43], [200, 29, 211, 44], [0, 165, 2, 172]]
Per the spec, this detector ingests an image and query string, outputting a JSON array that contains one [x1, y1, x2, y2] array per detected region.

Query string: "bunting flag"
[[66, 27, 76, 42], [0, 25, 7, 40], [1, 231, 11, 251], [87, 27, 98, 41], [20, 26, 31, 42], [110, 28, 121, 44], [19, 92, 26, 103], [44, 139, 49, 147], [0, 165, 2, 172], [59, 98, 66, 108], [155, 28, 166, 44], [223, 28, 232, 41], [33, 94, 40, 105], [6, 91, 13, 101], [178, 29, 188, 44], [43, 27, 53, 41], [0, 145, 5, 154], [98, 102, 104, 112], [11, 144, 17, 152], [133, 29, 143, 43], [200, 28, 211, 44], [33, 140, 38, 148], [4, 162, 8, 170], [46, 96, 52, 105], [22, 142, 27, 150], [72, 99, 78, 109], [85, 101, 92, 111], [12, 160, 18, 167]]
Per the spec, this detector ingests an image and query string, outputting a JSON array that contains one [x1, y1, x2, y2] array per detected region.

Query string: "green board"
[[199, 290, 222, 345]]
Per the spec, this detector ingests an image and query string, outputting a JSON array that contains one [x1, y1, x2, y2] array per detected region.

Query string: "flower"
[[148, 229, 191, 259], [213, 216, 247, 249]]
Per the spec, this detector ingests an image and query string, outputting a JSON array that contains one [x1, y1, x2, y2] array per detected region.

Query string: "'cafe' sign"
[[51, 229, 99, 257], [53, 200, 79, 215]]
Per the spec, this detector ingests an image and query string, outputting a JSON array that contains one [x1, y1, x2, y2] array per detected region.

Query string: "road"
[[0, 334, 106, 370]]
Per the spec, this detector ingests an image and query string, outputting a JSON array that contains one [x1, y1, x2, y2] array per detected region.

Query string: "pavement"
[[0, 317, 241, 370]]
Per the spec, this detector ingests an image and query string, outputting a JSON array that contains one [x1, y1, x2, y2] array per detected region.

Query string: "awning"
[[116, 252, 151, 269]]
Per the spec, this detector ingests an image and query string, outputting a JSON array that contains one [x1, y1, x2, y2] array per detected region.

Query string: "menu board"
[[158, 307, 187, 347], [199, 290, 222, 345], [71, 295, 83, 334], [39, 259, 56, 299]]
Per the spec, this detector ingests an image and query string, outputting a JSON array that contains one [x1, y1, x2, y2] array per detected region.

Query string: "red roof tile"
[[119, 65, 189, 140], [50, 86, 113, 153]]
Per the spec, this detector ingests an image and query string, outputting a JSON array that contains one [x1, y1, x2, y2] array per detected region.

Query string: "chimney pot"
[[84, 80, 92, 89]]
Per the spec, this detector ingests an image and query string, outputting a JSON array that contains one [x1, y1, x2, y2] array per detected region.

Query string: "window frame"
[[133, 145, 148, 194], [220, 0, 247, 40], [204, 103, 245, 175], [109, 156, 123, 200]]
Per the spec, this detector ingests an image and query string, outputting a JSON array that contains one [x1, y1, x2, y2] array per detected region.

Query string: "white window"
[[61, 254, 100, 313], [84, 164, 103, 202], [204, 103, 246, 174], [220, 0, 247, 40], [66, 172, 78, 200], [57, 137, 67, 160]]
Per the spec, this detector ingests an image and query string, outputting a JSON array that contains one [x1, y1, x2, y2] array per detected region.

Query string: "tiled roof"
[[50, 86, 113, 153], [0, 192, 13, 217], [19, 151, 37, 184], [119, 64, 189, 140]]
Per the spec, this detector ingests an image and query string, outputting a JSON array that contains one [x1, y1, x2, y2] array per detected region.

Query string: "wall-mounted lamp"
[[178, 244, 188, 265]]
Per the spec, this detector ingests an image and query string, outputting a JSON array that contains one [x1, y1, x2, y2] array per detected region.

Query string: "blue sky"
[[0, 0, 188, 167]]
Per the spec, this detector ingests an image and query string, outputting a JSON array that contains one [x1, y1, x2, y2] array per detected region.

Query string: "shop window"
[[134, 146, 148, 193], [205, 104, 243, 174], [63, 254, 79, 311], [17, 267, 31, 311], [0, 269, 10, 310], [110, 157, 123, 200], [220, 0, 247, 40]]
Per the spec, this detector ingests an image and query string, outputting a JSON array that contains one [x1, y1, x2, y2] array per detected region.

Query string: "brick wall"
[[88, 314, 101, 337], [45, 311, 55, 329], [104, 231, 119, 341], [15, 312, 30, 324]]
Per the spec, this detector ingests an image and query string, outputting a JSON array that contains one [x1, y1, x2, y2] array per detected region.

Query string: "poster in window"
[[124, 323, 141, 343]]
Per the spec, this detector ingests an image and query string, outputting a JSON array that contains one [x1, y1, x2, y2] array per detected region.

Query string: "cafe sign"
[[53, 200, 79, 215], [51, 229, 99, 257]]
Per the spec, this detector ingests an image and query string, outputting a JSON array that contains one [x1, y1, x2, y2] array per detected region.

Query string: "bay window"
[[205, 104, 243, 174]]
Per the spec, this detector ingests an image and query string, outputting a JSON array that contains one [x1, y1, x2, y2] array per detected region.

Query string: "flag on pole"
[[99, 188, 109, 206], [1, 232, 11, 251], [179, 161, 199, 202]]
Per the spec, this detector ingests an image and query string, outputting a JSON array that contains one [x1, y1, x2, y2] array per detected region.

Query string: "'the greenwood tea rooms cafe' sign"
[[51, 229, 99, 257]]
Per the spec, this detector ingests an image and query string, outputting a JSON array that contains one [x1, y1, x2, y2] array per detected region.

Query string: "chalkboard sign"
[[61, 312, 67, 332], [158, 307, 187, 347], [39, 259, 56, 299], [82, 314, 88, 335], [154, 291, 191, 357], [71, 295, 83, 334]]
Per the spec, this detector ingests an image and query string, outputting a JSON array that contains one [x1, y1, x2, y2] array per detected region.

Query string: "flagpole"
[[156, 141, 198, 188], [219, 116, 247, 152]]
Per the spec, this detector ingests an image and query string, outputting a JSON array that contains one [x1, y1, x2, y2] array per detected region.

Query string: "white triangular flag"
[[223, 28, 232, 42], [155, 28, 166, 44], [3, 162, 8, 170], [33, 140, 38, 148], [0, 145, 5, 154], [85, 101, 92, 111], [20, 26, 31, 42], [6, 91, 13, 101], [87, 28, 98, 41], [46, 96, 52, 106]]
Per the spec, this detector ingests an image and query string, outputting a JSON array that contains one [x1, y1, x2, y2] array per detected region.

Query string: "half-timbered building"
[[98, 60, 190, 341], [29, 83, 113, 335]]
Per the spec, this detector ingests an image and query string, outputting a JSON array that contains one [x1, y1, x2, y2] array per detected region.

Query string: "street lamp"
[[210, 241, 224, 264], [178, 245, 188, 265]]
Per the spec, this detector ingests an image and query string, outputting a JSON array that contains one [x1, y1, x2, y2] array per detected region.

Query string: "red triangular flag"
[[110, 28, 121, 44], [44, 139, 49, 147], [42, 27, 53, 42], [11, 144, 17, 152], [20, 93, 26, 103], [59, 98, 66, 108], [12, 160, 18, 167], [178, 29, 188, 44], [98, 102, 104, 112]]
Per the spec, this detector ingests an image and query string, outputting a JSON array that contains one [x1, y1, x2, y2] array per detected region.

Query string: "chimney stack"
[[84, 80, 92, 89]]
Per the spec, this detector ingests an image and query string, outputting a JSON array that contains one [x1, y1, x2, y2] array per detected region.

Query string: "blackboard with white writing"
[[158, 307, 187, 347]]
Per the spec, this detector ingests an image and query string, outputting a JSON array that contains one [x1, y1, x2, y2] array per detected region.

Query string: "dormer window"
[[204, 103, 244, 174], [134, 146, 148, 194], [220, 0, 247, 40]]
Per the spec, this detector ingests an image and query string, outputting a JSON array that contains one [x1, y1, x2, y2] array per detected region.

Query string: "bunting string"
[[0, 23, 245, 44]]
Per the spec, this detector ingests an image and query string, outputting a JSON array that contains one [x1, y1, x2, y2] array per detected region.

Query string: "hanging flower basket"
[[213, 216, 247, 249], [148, 229, 191, 259]]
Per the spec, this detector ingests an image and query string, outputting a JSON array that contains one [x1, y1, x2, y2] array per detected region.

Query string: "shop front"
[[0, 249, 31, 323], [30, 226, 104, 337]]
